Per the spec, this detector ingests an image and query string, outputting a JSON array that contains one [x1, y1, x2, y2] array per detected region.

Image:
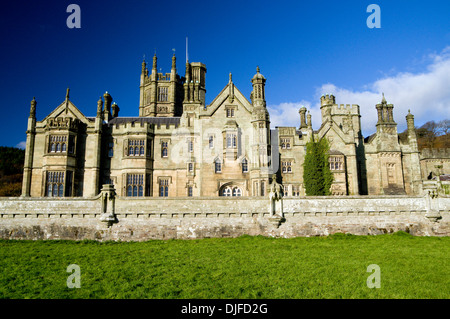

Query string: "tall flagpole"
[[186, 37, 189, 63]]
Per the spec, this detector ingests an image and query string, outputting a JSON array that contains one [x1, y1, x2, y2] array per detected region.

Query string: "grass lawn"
[[0, 232, 448, 299]]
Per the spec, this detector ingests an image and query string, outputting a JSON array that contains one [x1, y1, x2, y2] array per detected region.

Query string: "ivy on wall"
[[303, 138, 333, 196]]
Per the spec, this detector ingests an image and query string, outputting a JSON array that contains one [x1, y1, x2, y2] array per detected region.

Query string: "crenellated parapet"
[[420, 148, 450, 159]]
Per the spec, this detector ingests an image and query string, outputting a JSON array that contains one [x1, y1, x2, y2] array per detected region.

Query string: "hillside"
[[0, 146, 25, 196]]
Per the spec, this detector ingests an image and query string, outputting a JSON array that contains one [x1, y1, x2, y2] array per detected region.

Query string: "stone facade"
[[9, 53, 450, 240], [20, 54, 449, 200], [22, 55, 450, 201]]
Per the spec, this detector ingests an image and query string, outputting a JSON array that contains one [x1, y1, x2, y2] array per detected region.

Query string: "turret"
[[320, 93, 335, 122], [22, 97, 37, 197], [251, 66, 266, 108]]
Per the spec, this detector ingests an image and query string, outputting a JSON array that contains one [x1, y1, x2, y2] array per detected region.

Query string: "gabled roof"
[[202, 81, 253, 117], [40, 98, 92, 125]]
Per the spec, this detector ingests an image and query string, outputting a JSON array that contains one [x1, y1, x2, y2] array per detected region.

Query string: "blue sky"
[[1, 0, 449, 148]]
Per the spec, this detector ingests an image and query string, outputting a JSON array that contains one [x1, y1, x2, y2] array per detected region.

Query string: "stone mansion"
[[21, 54, 449, 199]]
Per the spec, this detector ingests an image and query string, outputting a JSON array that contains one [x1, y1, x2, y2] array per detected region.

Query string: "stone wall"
[[0, 193, 449, 241]]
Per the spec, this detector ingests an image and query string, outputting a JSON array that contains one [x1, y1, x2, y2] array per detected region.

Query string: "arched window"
[[47, 184, 52, 197], [61, 143, 66, 152], [129, 147, 134, 156], [58, 184, 64, 197], [127, 186, 132, 197], [50, 143, 56, 152], [222, 187, 231, 196], [53, 185, 58, 197], [56, 143, 61, 152], [140, 146, 145, 156], [133, 186, 138, 197], [135, 147, 139, 156], [232, 187, 242, 197], [138, 186, 143, 197], [162, 148, 168, 157]]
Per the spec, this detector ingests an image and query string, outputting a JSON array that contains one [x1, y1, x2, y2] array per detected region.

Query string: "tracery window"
[[158, 87, 168, 102], [128, 139, 145, 157], [46, 171, 64, 197], [226, 134, 237, 149], [329, 156, 344, 171], [280, 138, 291, 149], [159, 178, 169, 197], [49, 135, 67, 153], [126, 174, 144, 197], [221, 186, 242, 197], [281, 161, 292, 173], [161, 141, 168, 158]]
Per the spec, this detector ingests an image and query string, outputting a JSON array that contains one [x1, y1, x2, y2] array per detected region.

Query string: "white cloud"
[[16, 141, 27, 149], [268, 46, 450, 137]]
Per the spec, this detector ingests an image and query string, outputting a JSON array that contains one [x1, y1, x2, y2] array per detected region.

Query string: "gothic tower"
[[250, 66, 271, 196], [139, 53, 184, 117]]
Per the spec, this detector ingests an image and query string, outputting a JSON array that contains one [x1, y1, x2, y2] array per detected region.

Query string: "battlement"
[[320, 93, 335, 106], [420, 148, 450, 159], [157, 73, 172, 81], [332, 104, 360, 115]]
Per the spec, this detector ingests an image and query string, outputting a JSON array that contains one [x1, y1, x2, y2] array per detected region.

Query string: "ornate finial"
[[256, 66, 260, 73], [153, 52, 157, 69], [382, 92, 386, 103], [66, 87, 70, 100], [97, 96, 103, 115], [29, 97, 36, 118], [141, 55, 147, 72], [229, 73, 232, 83], [171, 51, 176, 70]]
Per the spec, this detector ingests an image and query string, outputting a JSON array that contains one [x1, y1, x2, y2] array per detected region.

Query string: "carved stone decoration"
[[268, 174, 286, 227], [100, 184, 118, 227], [424, 185, 442, 223]]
